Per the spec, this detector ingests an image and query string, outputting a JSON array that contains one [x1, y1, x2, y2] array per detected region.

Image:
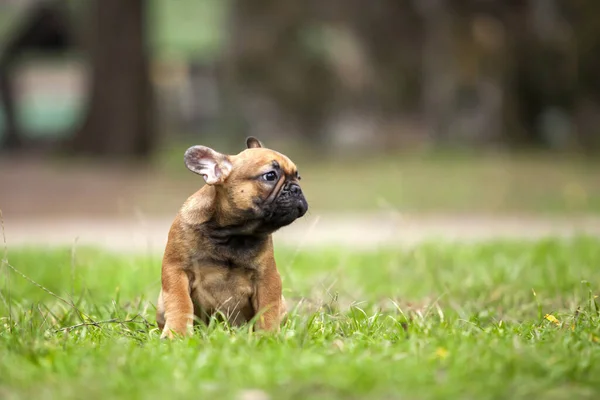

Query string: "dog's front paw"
[[160, 323, 192, 340], [160, 328, 175, 340], [279, 295, 288, 322]]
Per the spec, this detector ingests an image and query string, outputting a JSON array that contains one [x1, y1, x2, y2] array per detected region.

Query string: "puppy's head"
[[184, 137, 308, 233]]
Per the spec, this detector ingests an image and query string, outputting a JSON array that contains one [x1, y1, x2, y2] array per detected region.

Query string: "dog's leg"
[[156, 289, 166, 331], [252, 260, 283, 331], [160, 267, 194, 339], [279, 294, 288, 322]]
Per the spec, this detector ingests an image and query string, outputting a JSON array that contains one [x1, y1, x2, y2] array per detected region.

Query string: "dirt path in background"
[[2, 157, 600, 253], [4, 213, 600, 254]]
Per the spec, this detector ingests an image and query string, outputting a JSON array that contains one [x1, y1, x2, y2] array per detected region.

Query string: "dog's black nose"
[[288, 183, 302, 195]]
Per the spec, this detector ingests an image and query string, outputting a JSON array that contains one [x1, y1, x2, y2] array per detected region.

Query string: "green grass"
[[2, 238, 600, 400]]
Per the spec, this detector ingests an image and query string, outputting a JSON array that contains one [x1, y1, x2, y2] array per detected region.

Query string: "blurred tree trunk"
[[418, 0, 456, 144], [0, 69, 20, 150], [68, 0, 154, 158], [571, 0, 600, 152], [318, 0, 422, 151], [223, 0, 335, 146], [504, 0, 577, 149], [418, 1, 509, 148]]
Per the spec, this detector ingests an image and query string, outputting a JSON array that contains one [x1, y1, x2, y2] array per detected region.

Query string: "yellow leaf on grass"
[[435, 347, 449, 359], [544, 314, 560, 325]]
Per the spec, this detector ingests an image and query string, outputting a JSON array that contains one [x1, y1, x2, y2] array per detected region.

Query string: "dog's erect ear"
[[246, 136, 263, 149], [184, 145, 232, 185]]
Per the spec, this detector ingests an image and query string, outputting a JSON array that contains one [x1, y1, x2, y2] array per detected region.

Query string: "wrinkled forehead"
[[232, 148, 297, 174]]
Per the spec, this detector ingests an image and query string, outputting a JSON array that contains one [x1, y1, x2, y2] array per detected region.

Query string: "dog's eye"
[[262, 171, 278, 182]]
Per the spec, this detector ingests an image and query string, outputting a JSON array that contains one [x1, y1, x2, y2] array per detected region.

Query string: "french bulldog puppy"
[[156, 137, 308, 338]]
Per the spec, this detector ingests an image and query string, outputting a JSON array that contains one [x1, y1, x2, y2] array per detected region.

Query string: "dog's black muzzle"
[[279, 182, 308, 217], [261, 181, 308, 231]]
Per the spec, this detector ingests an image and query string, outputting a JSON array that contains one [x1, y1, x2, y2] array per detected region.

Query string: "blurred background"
[[0, 0, 599, 250]]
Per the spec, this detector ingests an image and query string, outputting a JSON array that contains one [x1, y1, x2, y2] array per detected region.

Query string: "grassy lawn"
[[2, 238, 600, 399]]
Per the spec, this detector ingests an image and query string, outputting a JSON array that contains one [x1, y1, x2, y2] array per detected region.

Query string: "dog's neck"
[[183, 186, 270, 254], [199, 218, 271, 265]]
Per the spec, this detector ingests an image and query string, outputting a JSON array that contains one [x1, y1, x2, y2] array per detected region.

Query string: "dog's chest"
[[188, 262, 256, 323]]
